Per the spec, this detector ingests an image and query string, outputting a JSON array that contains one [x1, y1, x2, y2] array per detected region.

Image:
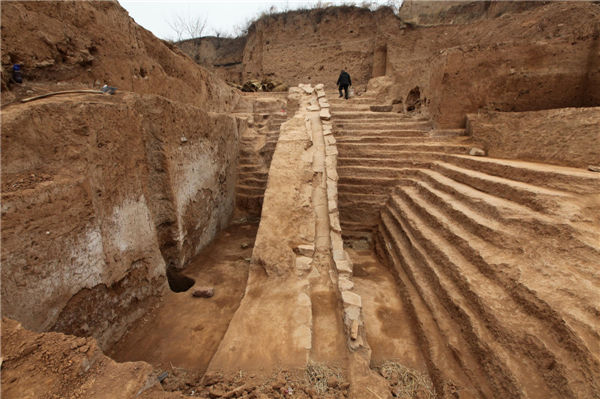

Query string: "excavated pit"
[[107, 92, 291, 374], [2, 2, 600, 398]]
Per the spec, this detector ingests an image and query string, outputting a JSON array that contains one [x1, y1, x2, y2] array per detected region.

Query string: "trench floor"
[[347, 248, 427, 371], [108, 222, 257, 373]]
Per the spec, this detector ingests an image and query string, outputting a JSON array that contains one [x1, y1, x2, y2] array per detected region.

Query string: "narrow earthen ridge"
[[308, 84, 389, 398], [315, 85, 367, 350]]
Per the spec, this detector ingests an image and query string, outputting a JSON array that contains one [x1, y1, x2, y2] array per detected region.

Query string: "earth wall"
[[1, 0, 243, 348]]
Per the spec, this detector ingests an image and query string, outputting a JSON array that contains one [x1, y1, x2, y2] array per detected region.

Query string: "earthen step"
[[236, 185, 265, 196], [336, 143, 470, 155], [386, 188, 597, 396], [383, 200, 560, 398], [406, 167, 600, 261], [338, 179, 398, 195], [238, 171, 267, 180], [337, 157, 433, 168], [329, 104, 374, 112], [235, 193, 264, 213], [338, 154, 600, 194], [436, 154, 600, 194], [239, 164, 264, 173], [237, 177, 267, 187], [335, 130, 429, 138], [338, 164, 431, 178], [333, 118, 428, 126], [394, 183, 600, 352], [332, 111, 414, 120], [429, 161, 573, 214], [377, 213, 501, 398], [335, 136, 466, 144], [334, 121, 432, 130], [328, 97, 378, 105], [374, 225, 485, 396]]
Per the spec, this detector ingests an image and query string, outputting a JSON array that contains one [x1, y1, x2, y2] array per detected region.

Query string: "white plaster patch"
[[110, 195, 157, 253], [172, 151, 217, 245]]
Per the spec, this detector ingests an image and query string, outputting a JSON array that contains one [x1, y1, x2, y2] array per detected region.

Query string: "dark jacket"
[[337, 71, 351, 86]]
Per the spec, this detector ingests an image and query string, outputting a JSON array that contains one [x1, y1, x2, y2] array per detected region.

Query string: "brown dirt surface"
[[467, 107, 600, 168], [108, 222, 257, 373], [2, 2, 600, 399], [0, 318, 186, 399], [385, 1, 600, 127], [1, 92, 240, 348], [1, 1, 240, 110]]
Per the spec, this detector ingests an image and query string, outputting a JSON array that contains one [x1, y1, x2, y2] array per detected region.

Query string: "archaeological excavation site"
[[1, 1, 599, 398]]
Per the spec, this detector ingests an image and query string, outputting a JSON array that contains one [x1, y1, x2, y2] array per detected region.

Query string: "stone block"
[[326, 179, 337, 194], [307, 105, 320, 111], [316, 90, 326, 99], [325, 135, 336, 145], [299, 83, 314, 94], [335, 259, 352, 274], [469, 147, 486, 156], [192, 287, 214, 298], [328, 199, 338, 213], [333, 249, 346, 261], [325, 154, 337, 168], [296, 244, 314, 257], [315, 83, 324, 90], [330, 232, 344, 252], [320, 109, 331, 121], [344, 305, 361, 321], [342, 291, 362, 307], [338, 276, 354, 291], [325, 146, 338, 156], [295, 256, 312, 271], [327, 167, 338, 182], [330, 212, 341, 232]]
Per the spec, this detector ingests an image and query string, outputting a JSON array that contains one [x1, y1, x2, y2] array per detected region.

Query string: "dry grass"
[[305, 362, 343, 394], [377, 361, 436, 399]]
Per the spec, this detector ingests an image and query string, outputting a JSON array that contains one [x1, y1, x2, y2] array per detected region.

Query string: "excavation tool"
[[20, 86, 117, 103]]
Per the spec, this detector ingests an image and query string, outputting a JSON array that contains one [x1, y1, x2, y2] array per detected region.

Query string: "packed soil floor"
[[108, 220, 257, 372]]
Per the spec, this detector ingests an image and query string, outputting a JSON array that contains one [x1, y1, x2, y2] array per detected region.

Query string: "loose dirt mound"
[[1, 318, 185, 399], [1, 1, 240, 109]]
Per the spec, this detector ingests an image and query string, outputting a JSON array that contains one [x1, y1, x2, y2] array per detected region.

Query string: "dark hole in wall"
[[406, 86, 421, 112], [166, 265, 195, 292]]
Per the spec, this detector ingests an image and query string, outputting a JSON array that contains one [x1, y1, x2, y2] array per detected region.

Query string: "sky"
[[119, 0, 401, 40]]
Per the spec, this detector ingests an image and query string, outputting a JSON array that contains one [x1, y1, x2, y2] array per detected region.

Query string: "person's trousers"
[[339, 84, 349, 99]]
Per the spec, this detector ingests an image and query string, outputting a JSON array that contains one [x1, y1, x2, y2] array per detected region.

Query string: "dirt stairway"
[[329, 91, 600, 397], [235, 95, 289, 216], [329, 94, 471, 242], [375, 159, 600, 398]]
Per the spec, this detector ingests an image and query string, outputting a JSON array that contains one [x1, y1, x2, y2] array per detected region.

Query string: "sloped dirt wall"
[[0, 1, 239, 110], [1, 93, 239, 348]]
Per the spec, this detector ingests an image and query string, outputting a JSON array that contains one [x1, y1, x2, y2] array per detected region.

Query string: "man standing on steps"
[[337, 69, 352, 100]]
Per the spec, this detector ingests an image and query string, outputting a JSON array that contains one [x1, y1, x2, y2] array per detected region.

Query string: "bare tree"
[[167, 14, 208, 41]]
